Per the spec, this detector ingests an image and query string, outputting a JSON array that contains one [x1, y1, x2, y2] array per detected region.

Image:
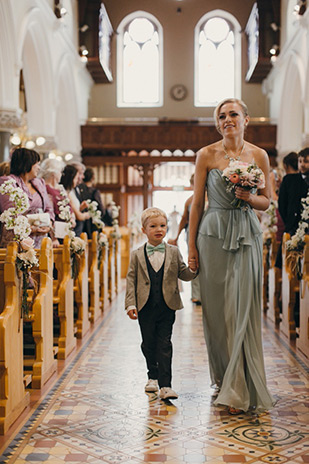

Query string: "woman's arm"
[[70, 202, 90, 221], [235, 148, 270, 211], [68, 191, 90, 221], [188, 149, 208, 270]]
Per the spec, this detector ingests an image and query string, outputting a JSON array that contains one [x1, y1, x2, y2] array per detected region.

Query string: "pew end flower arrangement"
[[85, 199, 108, 269], [262, 200, 278, 246], [285, 192, 309, 279], [58, 186, 86, 280], [109, 201, 121, 239], [0, 179, 38, 319], [222, 161, 265, 210], [127, 212, 141, 237]]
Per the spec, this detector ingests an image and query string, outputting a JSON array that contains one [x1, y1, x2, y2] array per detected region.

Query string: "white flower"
[[98, 232, 108, 246], [86, 200, 105, 231], [70, 236, 86, 254], [17, 249, 38, 267], [286, 189, 309, 251], [20, 237, 35, 250]]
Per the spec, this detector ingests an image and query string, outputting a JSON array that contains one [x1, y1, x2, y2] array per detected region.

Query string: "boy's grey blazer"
[[125, 243, 195, 311]]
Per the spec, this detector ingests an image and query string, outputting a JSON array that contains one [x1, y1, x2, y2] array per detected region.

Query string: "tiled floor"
[[0, 283, 308, 464]]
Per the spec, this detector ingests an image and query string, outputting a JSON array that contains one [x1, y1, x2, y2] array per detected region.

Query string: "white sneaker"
[[145, 379, 159, 392], [159, 387, 178, 399]]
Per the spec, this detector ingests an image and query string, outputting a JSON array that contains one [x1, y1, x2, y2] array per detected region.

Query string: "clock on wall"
[[170, 84, 188, 101]]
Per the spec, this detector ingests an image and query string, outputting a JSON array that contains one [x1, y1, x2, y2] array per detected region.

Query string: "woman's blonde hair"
[[213, 98, 249, 134], [141, 207, 167, 228]]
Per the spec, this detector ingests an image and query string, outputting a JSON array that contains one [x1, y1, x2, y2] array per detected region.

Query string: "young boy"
[[125, 207, 197, 400]]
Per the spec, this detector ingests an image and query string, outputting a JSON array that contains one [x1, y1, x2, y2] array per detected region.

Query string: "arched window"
[[117, 12, 163, 107], [195, 11, 241, 107]]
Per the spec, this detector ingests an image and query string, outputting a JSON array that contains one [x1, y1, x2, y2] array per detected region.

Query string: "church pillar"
[[142, 164, 154, 210], [0, 109, 22, 162], [0, 131, 10, 162]]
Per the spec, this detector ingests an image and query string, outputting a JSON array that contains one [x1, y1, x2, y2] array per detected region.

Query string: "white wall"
[[264, 7, 309, 157], [0, 0, 92, 158], [88, 0, 268, 120]]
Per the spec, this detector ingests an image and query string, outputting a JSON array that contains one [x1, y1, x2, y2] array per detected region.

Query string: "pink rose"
[[20, 237, 34, 250]]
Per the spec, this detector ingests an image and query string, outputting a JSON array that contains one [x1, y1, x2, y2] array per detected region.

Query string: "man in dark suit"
[[278, 147, 309, 237], [276, 148, 309, 326]]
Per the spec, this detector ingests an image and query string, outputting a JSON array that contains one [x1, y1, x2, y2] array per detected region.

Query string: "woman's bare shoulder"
[[196, 141, 222, 170], [246, 142, 269, 166], [197, 142, 221, 161], [246, 141, 268, 158]]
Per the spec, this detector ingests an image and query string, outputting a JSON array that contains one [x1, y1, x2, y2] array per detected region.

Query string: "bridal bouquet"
[[222, 160, 265, 209]]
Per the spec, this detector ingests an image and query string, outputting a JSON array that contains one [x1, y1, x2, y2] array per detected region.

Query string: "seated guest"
[[69, 162, 86, 236], [39, 158, 66, 246], [276, 148, 309, 269], [102, 203, 114, 226], [79, 167, 105, 237], [0, 147, 54, 248], [60, 164, 90, 235]]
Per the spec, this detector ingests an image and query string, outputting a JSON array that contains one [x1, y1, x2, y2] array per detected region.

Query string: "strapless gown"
[[197, 169, 274, 412]]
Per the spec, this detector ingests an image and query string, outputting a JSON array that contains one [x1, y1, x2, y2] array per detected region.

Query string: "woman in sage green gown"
[[188, 98, 274, 414]]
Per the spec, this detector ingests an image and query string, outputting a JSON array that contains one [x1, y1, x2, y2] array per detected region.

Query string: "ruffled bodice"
[[198, 169, 262, 251]]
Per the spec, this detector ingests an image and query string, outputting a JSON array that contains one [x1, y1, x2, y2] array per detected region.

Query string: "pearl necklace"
[[222, 141, 245, 161]]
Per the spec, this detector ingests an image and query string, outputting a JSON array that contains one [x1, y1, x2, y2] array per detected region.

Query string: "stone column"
[[0, 131, 10, 162], [0, 109, 22, 162]]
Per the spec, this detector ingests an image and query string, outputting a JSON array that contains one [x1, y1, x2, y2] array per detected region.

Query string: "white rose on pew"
[[17, 248, 38, 267], [70, 236, 86, 254], [20, 237, 35, 250], [98, 232, 108, 246]]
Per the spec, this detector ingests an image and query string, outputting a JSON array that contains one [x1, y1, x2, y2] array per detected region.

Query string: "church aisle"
[[1, 284, 308, 464]]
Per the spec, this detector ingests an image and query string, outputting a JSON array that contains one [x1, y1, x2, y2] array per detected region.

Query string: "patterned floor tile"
[[0, 285, 308, 464]]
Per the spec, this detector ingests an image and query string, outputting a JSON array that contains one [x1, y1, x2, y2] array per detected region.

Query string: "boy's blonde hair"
[[141, 207, 167, 228]]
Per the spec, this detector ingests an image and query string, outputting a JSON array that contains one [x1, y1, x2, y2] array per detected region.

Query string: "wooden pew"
[[0, 243, 30, 434], [114, 234, 121, 294], [119, 226, 130, 279], [25, 238, 57, 389], [99, 236, 109, 312], [104, 228, 116, 301], [281, 233, 299, 340], [297, 235, 309, 358], [53, 236, 76, 359], [87, 232, 100, 324], [267, 234, 281, 325], [73, 233, 90, 338]]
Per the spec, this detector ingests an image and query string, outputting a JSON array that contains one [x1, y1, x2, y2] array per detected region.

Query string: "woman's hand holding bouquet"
[[222, 160, 265, 210]]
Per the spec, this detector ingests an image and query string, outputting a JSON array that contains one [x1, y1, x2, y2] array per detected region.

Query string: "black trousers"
[[138, 304, 176, 388]]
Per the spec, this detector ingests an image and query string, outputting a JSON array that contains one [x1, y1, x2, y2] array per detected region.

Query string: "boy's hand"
[[127, 309, 138, 320]]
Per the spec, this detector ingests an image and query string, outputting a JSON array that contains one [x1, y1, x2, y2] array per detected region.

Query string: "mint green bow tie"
[[146, 243, 165, 256]]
